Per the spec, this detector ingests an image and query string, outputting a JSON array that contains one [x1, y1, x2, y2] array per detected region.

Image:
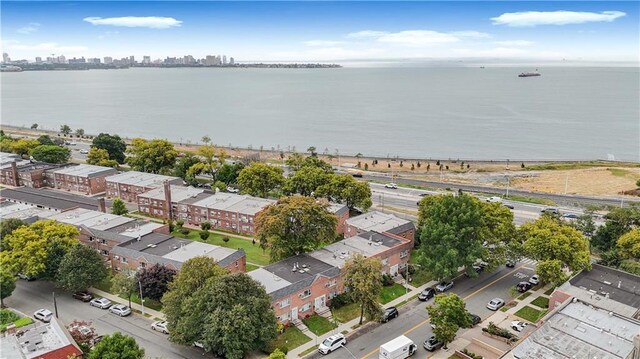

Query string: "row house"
[[105, 171, 182, 203], [0, 187, 106, 212], [345, 211, 415, 241], [0, 159, 58, 188], [249, 223, 415, 324], [137, 183, 207, 221], [327, 202, 350, 236], [45, 164, 117, 195]]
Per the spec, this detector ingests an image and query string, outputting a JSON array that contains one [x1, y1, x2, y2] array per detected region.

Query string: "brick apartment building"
[[327, 202, 350, 236], [105, 171, 182, 202], [45, 164, 117, 195], [249, 214, 415, 324], [0, 158, 58, 188], [345, 211, 415, 241]]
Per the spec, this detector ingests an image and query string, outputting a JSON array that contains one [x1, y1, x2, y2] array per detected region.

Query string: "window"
[[300, 303, 311, 312], [100, 239, 107, 244], [299, 289, 311, 299], [325, 280, 336, 288], [279, 299, 290, 308], [88, 236, 94, 242], [382, 258, 388, 266], [400, 250, 409, 258], [100, 250, 108, 256], [120, 257, 127, 263]]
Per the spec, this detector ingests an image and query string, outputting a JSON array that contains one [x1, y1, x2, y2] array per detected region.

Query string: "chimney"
[[97, 198, 106, 213], [163, 180, 173, 222], [10, 161, 19, 186]]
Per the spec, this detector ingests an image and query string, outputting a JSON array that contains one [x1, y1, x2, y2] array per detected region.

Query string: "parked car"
[[506, 260, 516, 268], [89, 297, 112, 309], [418, 288, 436, 301], [72, 291, 94, 302], [516, 281, 533, 292], [351, 172, 363, 178], [529, 275, 540, 285], [318, 334, 346, 355], [487, 298, 505, 311], [419, 193, 429, 197], [562, 213, 579, 219], [423, 335, 444, 351], [17, 273, 36, 281], [436, 281, 454, 292], [541, 208, 559, 215], [226, 187, 239, 193], [151, 321, 169, 334], [511, 321, 528, 332], [503, 204, 515, 210], [384, 183, 398, 189], [34, 309, 53, 323], [382, 307, 399, 322], [465, 265, 483, 277], [79, 149, 89, 154], [487, 196, 502, 203], [109, 304, 132, 317], [469, 314, 482, 326]]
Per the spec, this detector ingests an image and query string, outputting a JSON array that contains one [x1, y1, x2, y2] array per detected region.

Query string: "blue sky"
[[1, 1, 638, 63]]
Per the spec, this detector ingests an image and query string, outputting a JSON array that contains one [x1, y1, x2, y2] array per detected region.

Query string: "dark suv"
[[73, 291, 94, 302], [382, 307, 399, 322], [516, 282, 533, 293], [418, 288, 436, 301]]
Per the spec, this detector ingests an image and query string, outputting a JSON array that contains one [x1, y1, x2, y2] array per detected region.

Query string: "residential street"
[[6, 280, 206, 359], [315, 260, 537, 359]]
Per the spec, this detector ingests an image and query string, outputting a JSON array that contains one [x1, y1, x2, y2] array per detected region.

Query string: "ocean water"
[[1, 66, 638, 161]]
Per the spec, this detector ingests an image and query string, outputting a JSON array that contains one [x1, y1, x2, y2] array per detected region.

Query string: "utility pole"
[[564, 173, 569, 195], [506, 175, 510, 198], [138, 280, 145, 316], [53, 292, 59, 318]]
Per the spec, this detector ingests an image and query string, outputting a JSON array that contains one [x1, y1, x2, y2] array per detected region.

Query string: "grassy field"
[[332, 303, 360, 323], [530, 296, 549, 309], [269, 327, 311, 352], [172, 228, 271, 266], [379, 283, 407, 304], [302, 315, 337, 336], [504, 194, 555, 206], [515, 306, 547, 322], [246, 263, 259, 272]]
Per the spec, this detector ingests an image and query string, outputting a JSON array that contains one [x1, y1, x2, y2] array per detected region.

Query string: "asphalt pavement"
[[6, 280, 206, 359]]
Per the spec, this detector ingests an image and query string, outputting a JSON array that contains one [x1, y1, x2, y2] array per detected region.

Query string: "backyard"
[[171, 228, 270, 266], [302, 315, 337, 336]]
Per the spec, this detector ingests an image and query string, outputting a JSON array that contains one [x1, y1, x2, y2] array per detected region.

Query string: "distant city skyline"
[[1, 1, 638, 64], [2, 51, 235, 66]]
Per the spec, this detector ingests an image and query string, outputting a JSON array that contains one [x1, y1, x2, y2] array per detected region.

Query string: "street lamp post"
[[506, 175, 510, 198], [138, 280, 145, 316]]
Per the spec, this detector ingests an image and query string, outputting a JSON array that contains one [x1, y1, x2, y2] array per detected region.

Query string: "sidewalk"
[[288, 279, 438, 359], [90, 287, 165, 320]]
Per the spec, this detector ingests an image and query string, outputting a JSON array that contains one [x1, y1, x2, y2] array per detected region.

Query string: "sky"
[[1, 1, 638, 64]]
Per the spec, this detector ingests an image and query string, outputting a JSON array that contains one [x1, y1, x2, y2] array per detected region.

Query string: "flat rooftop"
[[511, 300, 640, 359], [0, 202, 56, 222], [309, 231, 402, 268], [162, 241, 237, 263], [346, 211, 413, 234], [0, 318, 81, 359], [568, 264, 640, 310], [48, 208, 134, 231], [326, 202, 349, 216], [105, 171, 180, 188], [48, 163, 117, 178], [138, 185, 205, 202], [0, 187, 101, 211], [191, 192, 275, 215]]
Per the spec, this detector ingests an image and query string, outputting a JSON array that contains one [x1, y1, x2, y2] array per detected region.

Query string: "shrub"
[[381, 273, 394, 286], [279, 347, 288, 354], [329, 293, 352, 309], [462, 348, 483, 359], [180, 228, 190, 236], [482, 322, 515, 339], [0, 309, 20, 325], [199, 231, 210, 240], [175, 219, 185, 228], [222, 236, 230, 243], [200, 222, 211, 231]]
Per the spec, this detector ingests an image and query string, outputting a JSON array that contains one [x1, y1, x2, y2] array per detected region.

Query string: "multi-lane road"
[[312, 260, 538, 359]]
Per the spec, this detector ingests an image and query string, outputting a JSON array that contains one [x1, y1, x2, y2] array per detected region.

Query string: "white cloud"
[[494, 40, 534, 46], [4, 41, 88, 53], [17, 22, 41, 34], [83, 16, 182, 29], [451, 31, 491, 39], [491, 10, 625, 27], [378, 30, 461, 46], [304, 40, 345, 47], [346, 30, 389, 39]]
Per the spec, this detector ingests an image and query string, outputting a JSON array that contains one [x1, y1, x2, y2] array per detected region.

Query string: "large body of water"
[[2, 67, 638, 161]]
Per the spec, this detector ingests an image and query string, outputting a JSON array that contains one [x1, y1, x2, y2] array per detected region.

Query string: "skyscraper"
[[104, 57, 113, 64], [3, 53, 10, 63], [229, 57, 235, 65], [222, 55, 227, 65], [129, 55, 135, 64], [35, 57, 42, 64], [142, 56, 151, 64]]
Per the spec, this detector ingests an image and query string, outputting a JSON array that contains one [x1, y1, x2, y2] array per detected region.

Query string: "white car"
[[487, 196, 503, 203], [226, 187, 239, 193], [109, 304, 132, 317], [89, 297, 112, 309], [511, 321, 528, 332], [487, 298, 505, 311], [151, 321, 169, 334], [529, 275, 540, 285], [435, 281, 454, 292], [384, 183, 398, 189], [79, 149, 89, 154], [318, 334, 346, 355], [34, 309, 53, 323]]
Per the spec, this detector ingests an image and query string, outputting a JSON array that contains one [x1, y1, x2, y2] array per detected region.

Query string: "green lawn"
[[172, 229, 271, 266], [246, 263, 259, 272], [332, 303, 360, 323], [408, 252, 433, 287], [0, 309, 33, 332], [379, 283, 407, 304], [302, 315, 337, 336], [125, 293, 163, 311], [530, 296, 549, 309], [518, 292, 532, 300], [268, 327, 311, 353], [514, 306, 547, 322]]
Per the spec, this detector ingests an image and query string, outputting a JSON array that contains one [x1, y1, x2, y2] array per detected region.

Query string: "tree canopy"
[[216, 162, 245, 185], [136, 263, 176, 301], [11, 139, 40, 157], [87, 148, 119, 168], [592, 207, 640, 252], [617, 228, 640, 259], [343, 254, 383, 325], [0, 267, 16, 306], [60, 125, 72, 135], [92, 133, 127, 164], [57, 244, 109, 292], [126, 138, 178, 174], [316, 174, 372, 211], [255, 196, 337, 261], [111, 198, 128, 215], [30, 145, 71, 163], [173, 153, 202, 185], [111, 273, 137, 308], [426, 294, 472, 348], [284, 166, 331, 196], [88, 332, 144, 359], [237, 162, 285, 198]]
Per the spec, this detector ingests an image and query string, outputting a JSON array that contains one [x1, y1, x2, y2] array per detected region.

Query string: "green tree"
[[575, 211, 597, 238], [216, 162, 245, 185], [426, 294, 472, 349], [41, 240, 71, 280], [592, 206, 640, 251], [237, 162, 285, 198], [201, 135, 211, 144], [11, 139, 40, 157], [617, 228, 640, 259], [173, 153, 202, 184], [30, 123, 38, 130], [111, 198, 128, 215], [197, 144, 220, 179], [111, 273, 137, 308], [636, 179, 640, 188], [255, 196, 337, 261], [0, 267, 17, 307], [0, 219, 25, 250], [535, 259, 566, 286], [57, 244, 109, 292], [520, 216, 591, 285], [36, 135, 55, 146], [60, 124, 72, 135], [478, 201, 516, 270], [126, 138, 178, 174], [30, 145, 71, 163], [92, 133, 127, 164], [88, 332, 144, 359], [316, 174, 372, 211], [343, 254, 383, 325], [162, 256, 228, 344], [285, 153, 306, 171], [284, 166, 331, 196], [2, 220, 79, 277], [195, 273, 277, 359], [75, 128, 85, 137], [86, 148, 119, 168], [268, 349, 287, 359]]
